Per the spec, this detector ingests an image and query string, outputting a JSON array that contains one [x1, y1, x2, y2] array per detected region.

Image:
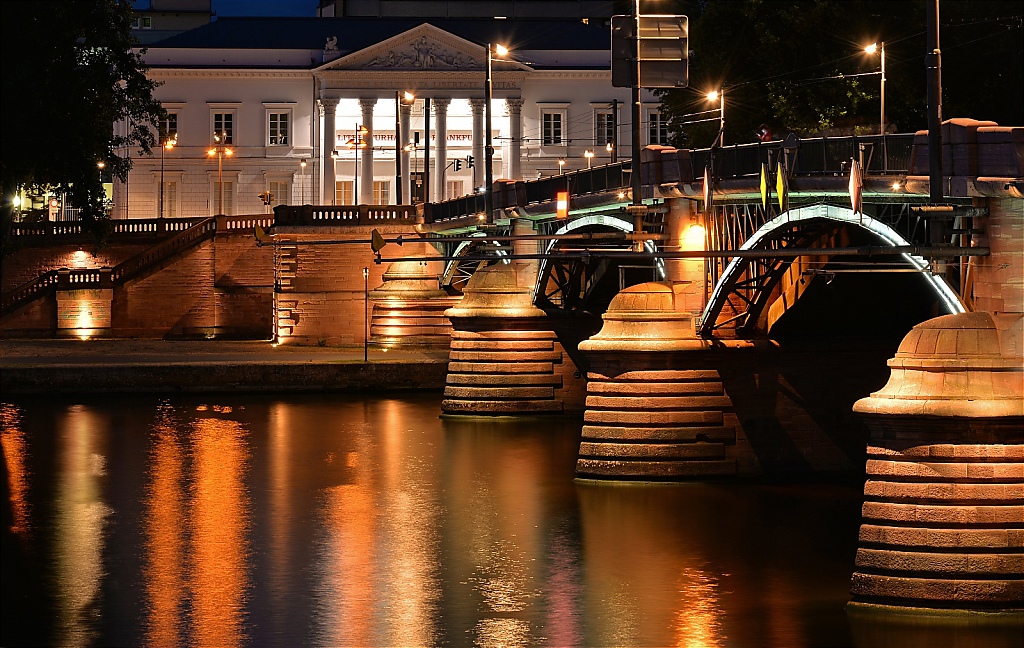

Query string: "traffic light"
[[556, 190, 569, 218], [466, 155, 474, 169], [258, 191, 273, 205], [454, 159, 462, 171]]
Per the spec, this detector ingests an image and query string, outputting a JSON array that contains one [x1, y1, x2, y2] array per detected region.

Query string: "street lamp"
[[484, 42, 509, 222], [207, 131, 233, 216], [584, 149, 594, 169], [362, 266, 369, 362], [345, 124, 368, 205], [707, 89, 725, 147], [558, 158, 566, 174], [159, 135, 176, 219], [865, 42, 886, 136], [299, 158, 307, 204]]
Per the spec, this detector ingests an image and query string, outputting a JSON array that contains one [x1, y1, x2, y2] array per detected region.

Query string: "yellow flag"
[[776, 160, 786, 212], [759, 163, 769, 212]]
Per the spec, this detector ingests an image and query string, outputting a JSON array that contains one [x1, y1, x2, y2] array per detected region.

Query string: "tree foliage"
[[657, 0, 1023, 148], [0, 0, 164, 232]]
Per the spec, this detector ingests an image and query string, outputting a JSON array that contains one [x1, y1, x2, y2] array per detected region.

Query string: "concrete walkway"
[[0, 339, 450, 394]]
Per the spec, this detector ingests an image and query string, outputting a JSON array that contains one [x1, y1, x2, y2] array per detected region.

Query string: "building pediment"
[[316, 23, 530, 73]]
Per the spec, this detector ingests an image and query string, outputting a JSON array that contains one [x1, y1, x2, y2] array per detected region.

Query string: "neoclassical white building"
[[118, 15, 666, 219]]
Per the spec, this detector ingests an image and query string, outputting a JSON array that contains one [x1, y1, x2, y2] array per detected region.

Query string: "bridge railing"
[[421, 134, 918, 223], [7, 217, 207, 242], [272, 204, 419, 226], [688, 134, 915, 178]]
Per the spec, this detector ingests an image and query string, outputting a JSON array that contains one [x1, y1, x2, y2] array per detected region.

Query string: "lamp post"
[[299, 158, 307, 204], [558, 158, 566, 174], [707, 89, 725, 147], [207, 131, 233, 216], [484, 43, 508, 222], [159, 135, 176, 219], [346, 124, 368, 205], [584, 149, 594, 169], [865, 42, 886, 137], [362, 266, 369, 362]]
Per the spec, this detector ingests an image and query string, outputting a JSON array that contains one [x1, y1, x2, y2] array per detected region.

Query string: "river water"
[[1, 393, 1019, 647]]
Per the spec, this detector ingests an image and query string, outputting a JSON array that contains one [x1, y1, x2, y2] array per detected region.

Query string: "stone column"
[[400, 100, 413, 204], [469, 99, 486, 190], [319, 96, 339, 204], [359, 97, 376, 204], [506, 98, 524, 181], [433, 97, 451, 201]]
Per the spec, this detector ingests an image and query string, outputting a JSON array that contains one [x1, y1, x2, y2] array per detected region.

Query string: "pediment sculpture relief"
[[365, 37, 480, 70]]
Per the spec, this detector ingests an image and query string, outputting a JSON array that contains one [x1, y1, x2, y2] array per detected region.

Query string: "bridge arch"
[[699, 203, 967, 338], [534, 214, 665, 312], [441, 233, 511, 293]]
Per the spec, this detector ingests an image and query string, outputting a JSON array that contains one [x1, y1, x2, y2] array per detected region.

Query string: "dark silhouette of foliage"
[[656, 0, 1023, 147], [1, 0, 164, 241]]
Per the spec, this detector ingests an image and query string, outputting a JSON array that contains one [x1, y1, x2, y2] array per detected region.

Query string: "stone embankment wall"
[[1, 231, 274, 339]]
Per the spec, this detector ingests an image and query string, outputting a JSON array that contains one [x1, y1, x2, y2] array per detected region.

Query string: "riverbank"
[[0, 339, 449, 393]]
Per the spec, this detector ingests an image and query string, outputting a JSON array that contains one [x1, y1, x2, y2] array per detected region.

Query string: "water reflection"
[[2, 394, 1020, 647], [55, 405, 111, 648], [144, 404, 186, 648], [141, 403, 252, 648], [0, 404, 30, 537]]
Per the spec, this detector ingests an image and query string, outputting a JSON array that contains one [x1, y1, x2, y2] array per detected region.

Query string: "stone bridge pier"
[[849, 196, 1024, 614]]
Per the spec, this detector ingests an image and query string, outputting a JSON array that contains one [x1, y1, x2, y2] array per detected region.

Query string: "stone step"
[[858, 523, 1024, 548], [585, 395, 733, 410], [855, 548, 1024, 575], [441, 398, 563, 414], [866, 459, 1024, 481], [448, 361, 554, 374], [451, 339, 555, 351], [579, 441, 726, 459], [584, 410, 725, 425], [446, 373, 563, 386], [861, 501, 1024, 525], [444, 385, 555, 399], [581, 424, 732, 442], [450, 350, 563, 362], [863, 480, 1024, 502], [587, 380, 725, 395], [850, 572, 1024, 604], [575, 458, 737, 478]]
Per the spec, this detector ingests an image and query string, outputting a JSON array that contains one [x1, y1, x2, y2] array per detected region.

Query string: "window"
[[213, 113, 233, 144], [160, 113, 178, 142], [336, 181, 354, 205], [446, 180, 464, 200], [595, 111, 615, 146], [211, 180, 234, 215], [131, 16, 152, 29], [372, 181, 390, 205], [269, 113, 289, 146], [161, 181, 177, 218], [269, 181, 290, 207], [649, 111, 669, 145], [542, 112, 563, 145]]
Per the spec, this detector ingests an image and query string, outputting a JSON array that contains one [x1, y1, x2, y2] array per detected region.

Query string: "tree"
[[657, 0, 1023, 147], [0, 0, 163, 238]]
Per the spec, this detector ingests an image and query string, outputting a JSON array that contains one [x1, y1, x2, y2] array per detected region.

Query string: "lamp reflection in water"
[[55, 405, 111, 648], [313, 399, 441, 646], [0, 404, 31, 536], [144, 405, 186, 647], [141, 405, 251, 648]]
